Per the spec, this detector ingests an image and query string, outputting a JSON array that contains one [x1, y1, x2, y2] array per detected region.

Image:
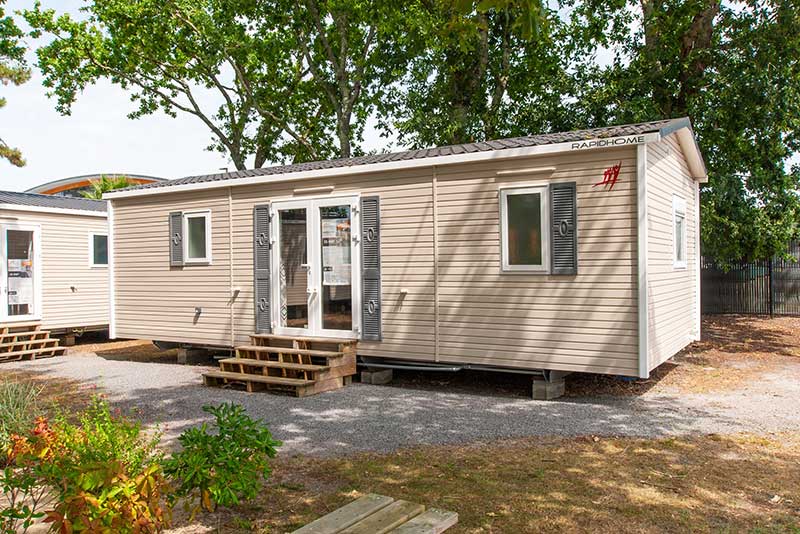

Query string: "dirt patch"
[[66, 331, 179, 363], [171, 432, 800, 533], [568, 315, 800, 397]]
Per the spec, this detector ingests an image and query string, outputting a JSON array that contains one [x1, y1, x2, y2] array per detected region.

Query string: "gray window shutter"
[[169, 211, 183, 266], [360, 196, 382, 341], [253, 204, 272, 333], [550, 182, 578, 275]]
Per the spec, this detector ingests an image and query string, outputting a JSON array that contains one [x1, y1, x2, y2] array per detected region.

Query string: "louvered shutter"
[[360, 196, 382, 341], [550, 182, 578, 275], [169, 211, 183, 266], [253, 204, 272, 333]]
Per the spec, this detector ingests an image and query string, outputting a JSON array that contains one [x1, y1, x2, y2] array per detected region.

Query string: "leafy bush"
[[165, 402, 281, 516], [0, 380, 40, 459], [1, 397, 170, 534]]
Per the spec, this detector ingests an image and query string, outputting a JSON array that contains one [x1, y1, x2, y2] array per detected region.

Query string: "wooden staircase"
[[202, 334, 357, 397], [0, 322, 66, 363]]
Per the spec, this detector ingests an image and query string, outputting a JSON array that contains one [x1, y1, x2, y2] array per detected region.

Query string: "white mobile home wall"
[[0, 208, 109, 332]]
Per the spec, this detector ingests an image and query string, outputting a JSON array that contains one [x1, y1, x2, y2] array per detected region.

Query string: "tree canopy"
[[1, 0, 30, 167], [22, 0, 800, 261]]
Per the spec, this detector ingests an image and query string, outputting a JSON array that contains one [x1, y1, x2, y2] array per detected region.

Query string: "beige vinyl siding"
[[0, 209, 108, 331], [113, 191, 232, 345], [112, 147, 640, 374], [433, 147, 639, 375], [646, 134, 699, 371], [229, 169, 436, 361]]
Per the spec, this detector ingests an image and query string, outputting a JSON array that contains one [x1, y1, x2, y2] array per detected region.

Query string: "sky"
[[0, 0, 391, 193]]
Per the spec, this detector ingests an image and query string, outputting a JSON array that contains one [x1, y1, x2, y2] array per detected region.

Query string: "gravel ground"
[[5, 352, 799, 456]]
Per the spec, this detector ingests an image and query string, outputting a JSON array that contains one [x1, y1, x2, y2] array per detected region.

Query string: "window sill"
[[184, 259, 212, 266], [673, 262, 688, 270], [89, 265, 108, 269]]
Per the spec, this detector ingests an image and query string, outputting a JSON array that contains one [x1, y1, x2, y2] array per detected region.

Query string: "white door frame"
[[0, 223, 42, 323], [270, 195, 360, 339]]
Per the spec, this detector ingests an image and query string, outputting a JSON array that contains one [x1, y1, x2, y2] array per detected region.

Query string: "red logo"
[[594, 162, 621, 190]]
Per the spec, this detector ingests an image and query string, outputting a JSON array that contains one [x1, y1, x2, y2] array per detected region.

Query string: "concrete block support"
[[177, 347, 211, 365], [532, 377, 566, 400], [63, 335, 76, 347], [361, 368, 393, 385]]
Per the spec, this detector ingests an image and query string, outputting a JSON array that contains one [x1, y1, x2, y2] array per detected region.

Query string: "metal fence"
[[701, 241, 800, 316]]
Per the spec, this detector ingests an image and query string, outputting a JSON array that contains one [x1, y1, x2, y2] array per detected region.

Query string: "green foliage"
[[1, 397, 169, 533], [80, 175, 134, 199], [23, 0, 412, 166], [22, 0, 800, 260], [0, 0, 30, 167], [0, 380, 40, 462], [165, 402, 281, 516]]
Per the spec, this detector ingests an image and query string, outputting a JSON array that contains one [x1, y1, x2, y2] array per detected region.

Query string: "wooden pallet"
[[0, 322, 65, 363], [292, 493, 458, 534], [202, 333, 357, 397]]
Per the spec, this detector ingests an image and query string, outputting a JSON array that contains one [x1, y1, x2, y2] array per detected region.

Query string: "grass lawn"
[[179, 432, 800, 533]]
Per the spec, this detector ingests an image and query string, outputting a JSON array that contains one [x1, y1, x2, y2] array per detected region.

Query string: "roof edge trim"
[[0, 204, 108, 218], [107, 132, 663, 200]]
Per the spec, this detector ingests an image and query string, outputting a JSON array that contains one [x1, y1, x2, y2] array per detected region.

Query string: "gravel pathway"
[[6, 353, 800, 456]]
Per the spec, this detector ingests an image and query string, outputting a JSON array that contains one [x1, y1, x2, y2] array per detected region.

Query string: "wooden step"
[[0, 331, 48, 341], [203, 370, 313, 386], [0, 339, 56, 350], [0, 346, 65, 361], [236, 345, 344, 358], [250, 333, 357, 345], [0, 321, 42, 331], [202, 369, 317, 395], [220, 357, 329, 373]]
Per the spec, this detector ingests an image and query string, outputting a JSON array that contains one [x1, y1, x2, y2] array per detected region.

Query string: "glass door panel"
[[319, 205, 352, 331], [6, 230, 35, 318], [278, 208, 309, 330]]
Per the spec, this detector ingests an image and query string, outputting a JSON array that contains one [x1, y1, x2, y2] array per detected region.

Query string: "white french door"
[[271, 196, 360, 339], [0, 223, 41, 322]]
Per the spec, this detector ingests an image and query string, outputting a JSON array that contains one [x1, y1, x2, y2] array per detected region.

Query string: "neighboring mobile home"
[[0, 191, 109, 338], [105, 118, 707, 396]]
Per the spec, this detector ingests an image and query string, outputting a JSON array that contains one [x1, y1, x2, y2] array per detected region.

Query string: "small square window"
[[89, 233, 108, 267], [500, 186, 549, 272], [673, 196, 687, 269], [184, 211, 211, 264]]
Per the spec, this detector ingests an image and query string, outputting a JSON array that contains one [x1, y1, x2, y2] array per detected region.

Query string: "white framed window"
[[673, 195, 687, 269], [88, 232, 108, 267], [183, 210, 212, 264], [499, 185, 549, 272]]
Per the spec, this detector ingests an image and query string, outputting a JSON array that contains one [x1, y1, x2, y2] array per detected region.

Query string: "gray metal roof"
[[122, 117, 692, 193], [0, 190, 107, 212]]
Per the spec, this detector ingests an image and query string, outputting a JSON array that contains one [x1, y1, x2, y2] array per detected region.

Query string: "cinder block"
[[63, 334, 76, 347], [532, 377, 566, 400], [361, 368, 393, 385]]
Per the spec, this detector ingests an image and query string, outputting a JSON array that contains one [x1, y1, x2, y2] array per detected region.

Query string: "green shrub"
[[1, 397, 170, 534], [165, 402, 281, 516], [0, 380, 40, 458]]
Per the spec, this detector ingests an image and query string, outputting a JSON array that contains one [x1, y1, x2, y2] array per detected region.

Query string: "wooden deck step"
[[250, 333, 357, 345], [237, 345, 344, 358], [0, 321, 42, 331], [220, 357, 329, 372], [202, 370, 314, 387], [0, 339, 56, 350], [0, 330, 48, 340], [0, 346, 65, 360]]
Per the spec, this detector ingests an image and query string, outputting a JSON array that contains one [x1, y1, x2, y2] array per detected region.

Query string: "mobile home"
[[0, 191, 109, 343], [106, 118, 707, 397]]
